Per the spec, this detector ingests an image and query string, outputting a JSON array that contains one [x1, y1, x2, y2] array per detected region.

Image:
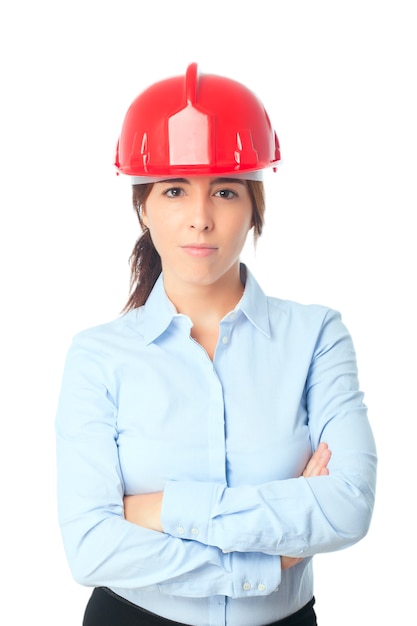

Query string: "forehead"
[[153, 176, 247, 187], [131, 170, 263, 185]]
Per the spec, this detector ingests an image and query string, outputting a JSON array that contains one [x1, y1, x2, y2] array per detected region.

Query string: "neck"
[[163, 267, 245, 325]]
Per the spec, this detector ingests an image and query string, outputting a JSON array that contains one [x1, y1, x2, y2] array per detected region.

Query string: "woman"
[[55, 64, 377, 626]]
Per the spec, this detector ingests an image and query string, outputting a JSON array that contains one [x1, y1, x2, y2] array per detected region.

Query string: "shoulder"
[[267, 294, 340, 324], [243, 267, 343, 339], [68, 308, 146, 357], [265, 295, 351, 348], [266, 296, 356, 361]]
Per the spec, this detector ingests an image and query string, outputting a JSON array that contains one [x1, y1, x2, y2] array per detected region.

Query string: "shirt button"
[[243, 582, 251, 591], [258, 584, 266, 592], [191, 528, 199, 535], [222, 336, 228, 344], [177, 526, 185, 534]]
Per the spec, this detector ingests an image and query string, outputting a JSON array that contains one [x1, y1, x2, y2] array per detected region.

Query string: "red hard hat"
[[115, 63, 280, 179]]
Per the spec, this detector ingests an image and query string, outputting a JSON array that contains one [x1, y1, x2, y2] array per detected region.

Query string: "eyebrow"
[[156, 177, 246, 186]]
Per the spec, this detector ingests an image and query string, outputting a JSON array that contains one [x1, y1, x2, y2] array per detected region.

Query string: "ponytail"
[[122, 184, 161, 313]]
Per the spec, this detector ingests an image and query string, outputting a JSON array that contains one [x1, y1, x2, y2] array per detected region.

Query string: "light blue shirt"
[[55, 266, 377, 626]]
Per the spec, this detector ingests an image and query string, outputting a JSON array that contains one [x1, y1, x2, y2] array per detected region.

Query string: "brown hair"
[[122, 180, 266, 313]]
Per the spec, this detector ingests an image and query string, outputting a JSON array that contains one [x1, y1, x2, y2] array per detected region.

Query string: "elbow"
[[347, 489, 376, 543], [71, 569, 93, 587], [326, 473, 377, 548], [60, 526, 116, 588], [339, 503, 374, 546], [64, 548, 105, 587], [306, 465, 377, 554], [59, 512, 128, 587]]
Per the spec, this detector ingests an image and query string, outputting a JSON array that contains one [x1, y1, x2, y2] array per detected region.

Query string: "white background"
[[1, 1, 415, 623]]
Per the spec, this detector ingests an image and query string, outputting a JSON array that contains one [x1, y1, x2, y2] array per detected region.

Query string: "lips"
[[181, 243, 218, 257]]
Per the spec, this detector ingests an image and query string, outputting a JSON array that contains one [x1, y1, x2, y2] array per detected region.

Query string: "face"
[[141, 176, 253, 293]]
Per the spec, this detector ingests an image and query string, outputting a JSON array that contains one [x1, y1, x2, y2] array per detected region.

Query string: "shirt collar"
[[137, 264, 271, 345], [237, 265, 271, 338], [141, 274, 181, 345]]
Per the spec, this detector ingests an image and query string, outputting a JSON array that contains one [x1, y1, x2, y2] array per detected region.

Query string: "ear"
[[139, 204, 148, 226]]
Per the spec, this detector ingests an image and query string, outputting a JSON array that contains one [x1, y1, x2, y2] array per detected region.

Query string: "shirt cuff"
[[229, 550, 282, 597], [162, 480, 218, 546], [161, 480, 282, 597]]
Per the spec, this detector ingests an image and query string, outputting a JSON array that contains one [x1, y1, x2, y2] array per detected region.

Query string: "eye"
[[214, 188, 238, 200], [163, 187, 185, 198]]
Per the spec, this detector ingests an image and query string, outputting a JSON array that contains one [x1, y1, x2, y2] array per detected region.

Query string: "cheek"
[[235, 215, 253, 241], [145, 216, 177, 258], [226, 225, 252, 254], [147, 226, 164, 255]]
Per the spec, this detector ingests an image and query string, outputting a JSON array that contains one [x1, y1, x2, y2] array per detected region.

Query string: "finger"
[[303, 443, 326, 476], [303, 443, 331, 478], [281, 556, 304, 570]]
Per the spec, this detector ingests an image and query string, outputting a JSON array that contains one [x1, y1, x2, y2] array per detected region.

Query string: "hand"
[[281, 556, 304, 570], [281, 443, 331, 571], [303, 442, 331, 478], [123, 492, 164, 532]]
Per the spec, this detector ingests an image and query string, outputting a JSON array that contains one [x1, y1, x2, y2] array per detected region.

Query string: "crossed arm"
[[124, 442, 332, 570]]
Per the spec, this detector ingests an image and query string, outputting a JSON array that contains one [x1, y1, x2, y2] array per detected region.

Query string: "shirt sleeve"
[[161, 309, 377, 557], [55, 335, 281, 597]]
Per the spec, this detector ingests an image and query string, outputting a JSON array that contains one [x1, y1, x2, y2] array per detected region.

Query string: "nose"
[[189, 195, 213, 232]]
